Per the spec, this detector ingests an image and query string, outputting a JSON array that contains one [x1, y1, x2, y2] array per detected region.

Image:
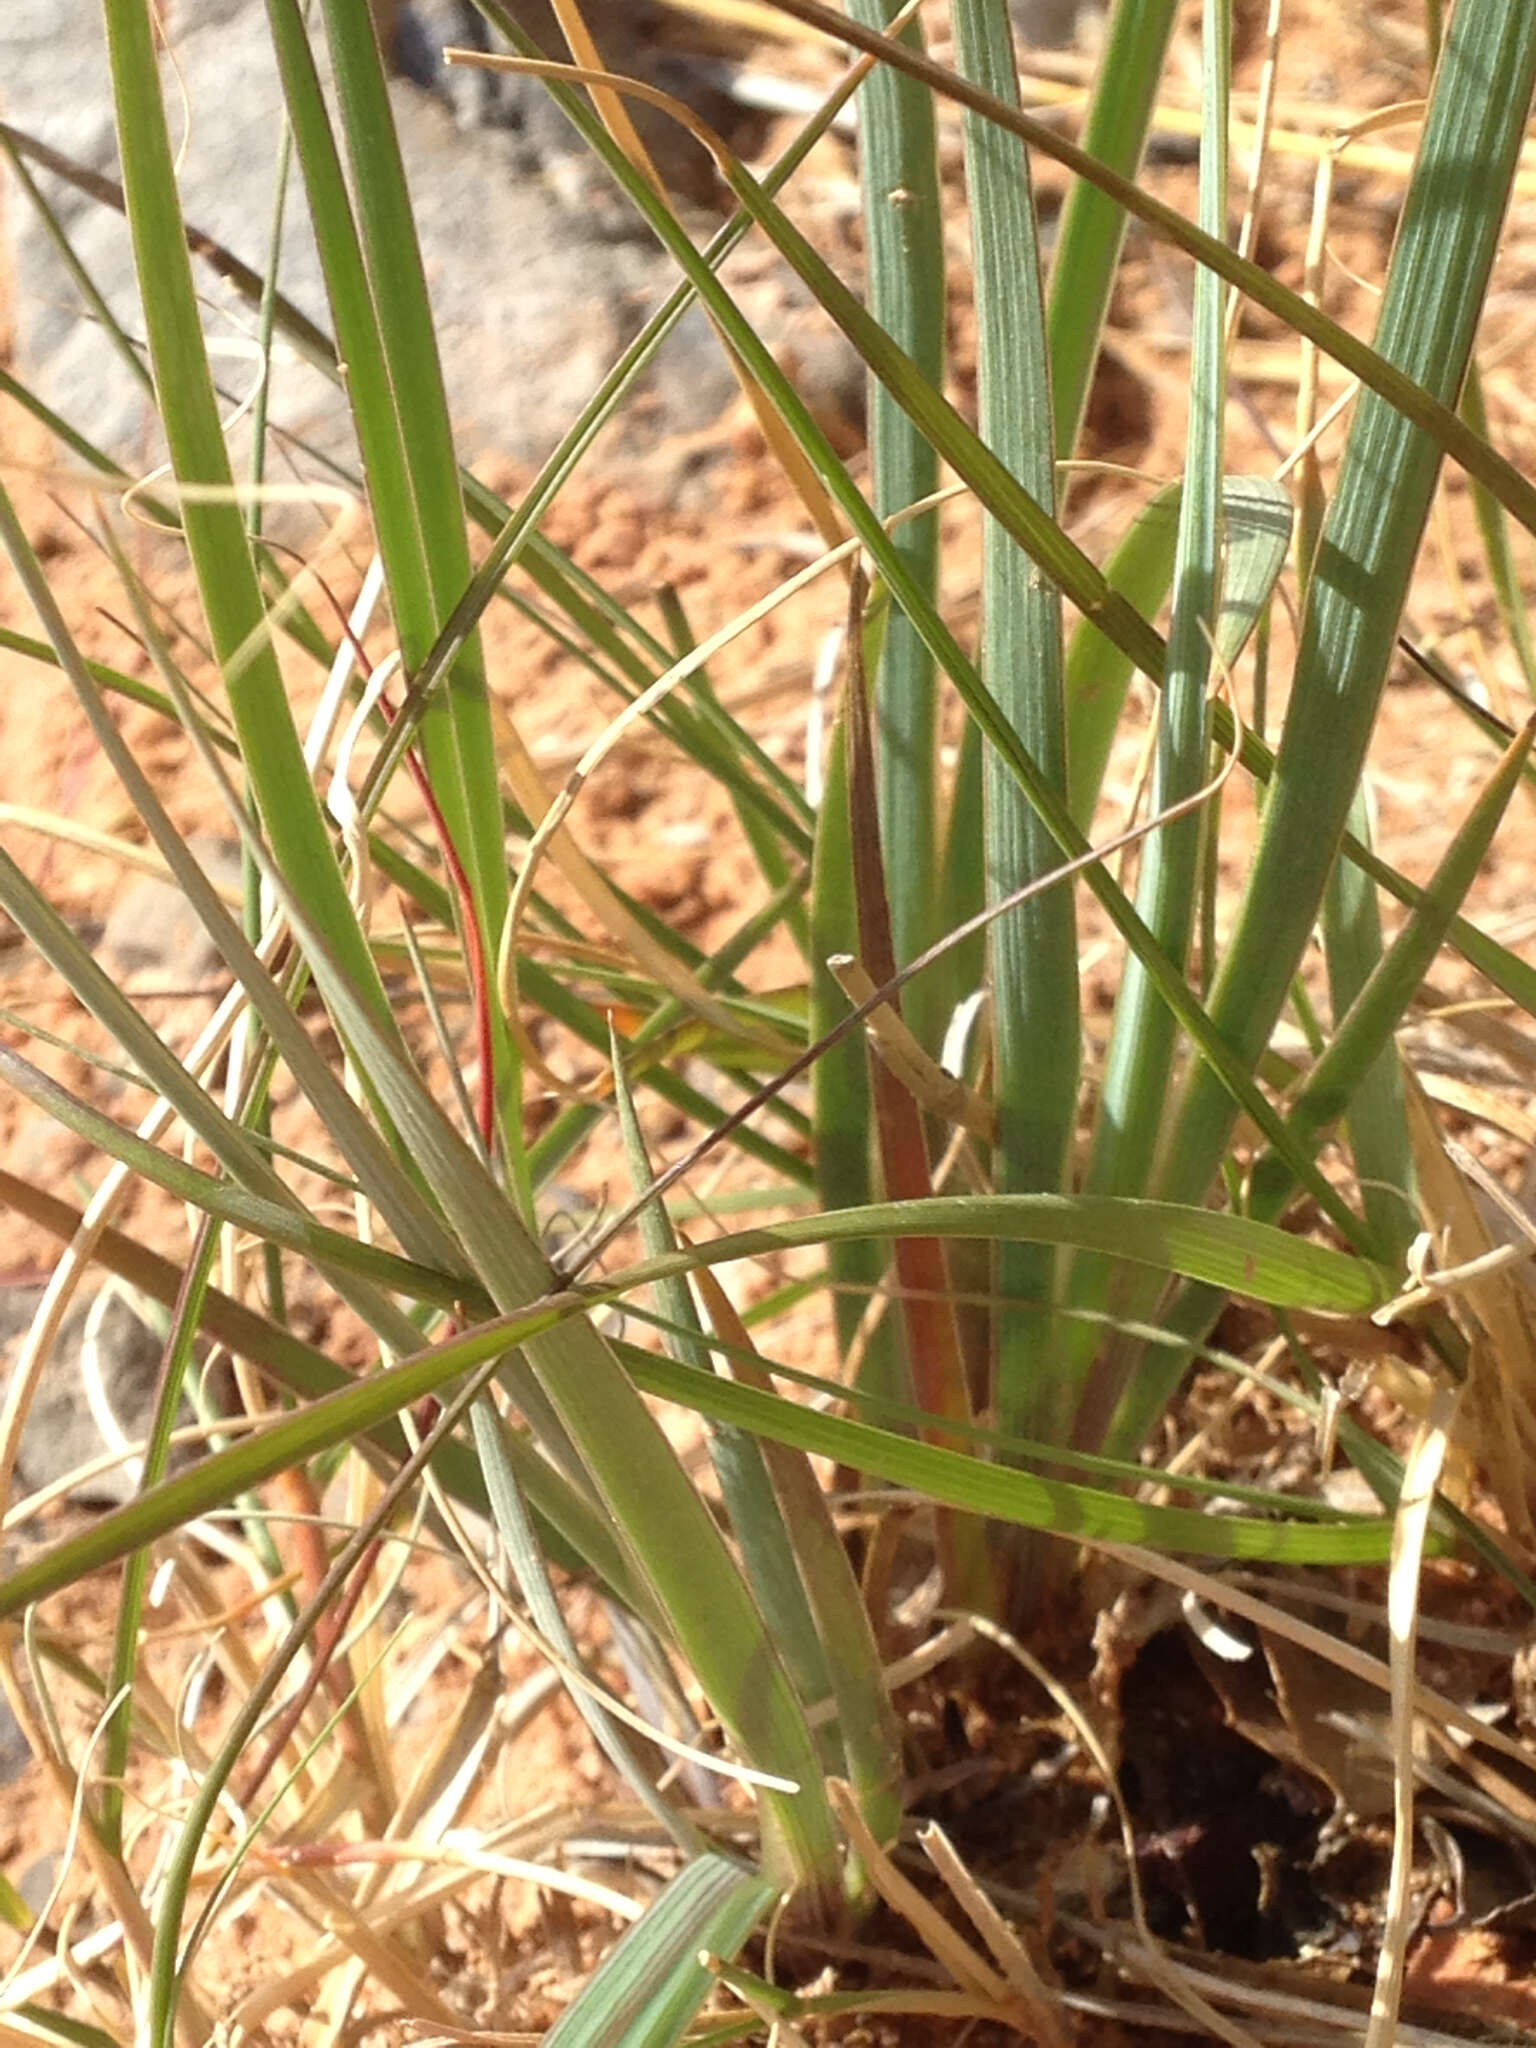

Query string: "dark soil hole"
[[1118, 1628, 1332, 1960]]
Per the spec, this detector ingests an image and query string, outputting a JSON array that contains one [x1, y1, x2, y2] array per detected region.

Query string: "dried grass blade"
[[1363, 1384, 1458, 2048]]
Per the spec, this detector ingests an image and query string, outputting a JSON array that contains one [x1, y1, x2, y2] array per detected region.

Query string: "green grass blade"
[[311, 0, 508, 951], [1047, 0, 1179, 462], [1461, 361, 1536, 694], [1280, 716, 1535, 1167], [1092, 0, 1231, 1210], [621, 1353, 1414, 1567], [953, 0, 1077, 1447], [611, 1320, 1378, 1522], [846, 0, 946, 1045], [609, 1044, 837, 1729], [1160, 0, 1536, 1220], [809, 706, 905, 1393], [261, 0, 451, 739], [99, 0, 389, 1033], [611, 1193, 1390, 1315], [937, 715, 986, 997], [543, 1853, 775, 2048], [1196, 673, 1536, 1024], [1067, 0, 1231, 1416], [469, 1397, 703, 1850], [766, 0, 1536, 542], [1321, 789, 1416, 1255]]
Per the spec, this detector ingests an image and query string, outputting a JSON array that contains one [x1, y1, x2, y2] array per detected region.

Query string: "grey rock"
[[0, 1692, 29, 1790], [20, 1855, 59, 1912], [97, 835, 243, 988], [1, 0, 852, 475], [1009, 0, 1100, 47], [3, 1283, 196, 1507]]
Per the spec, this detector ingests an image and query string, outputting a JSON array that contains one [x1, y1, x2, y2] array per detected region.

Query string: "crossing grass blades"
[[2, 0, 1536, 2041]]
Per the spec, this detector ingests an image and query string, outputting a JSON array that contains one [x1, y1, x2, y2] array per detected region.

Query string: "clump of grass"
[[3, 0, 1536, 2040]]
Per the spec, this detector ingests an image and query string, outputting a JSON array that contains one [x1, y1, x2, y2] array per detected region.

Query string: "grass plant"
[[2, 0, 1536, 2039]]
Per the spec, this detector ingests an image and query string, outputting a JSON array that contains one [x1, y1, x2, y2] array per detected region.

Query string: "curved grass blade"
[[606, 1327, 1358, 1524], [620, 1352, 1417, 1568], [609, 1193, 1391, 1316]]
